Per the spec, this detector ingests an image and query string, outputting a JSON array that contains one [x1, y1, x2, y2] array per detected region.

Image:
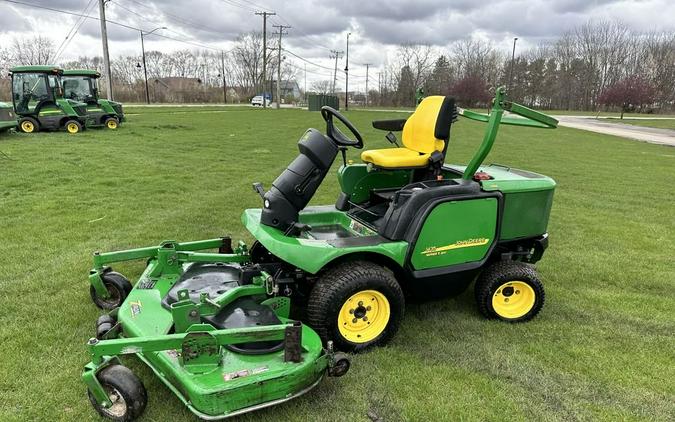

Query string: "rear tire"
[[65, 119, 82, 134], [87, 365, 147, 421], [474, 261, 545, 322], [307, 260, 404, 352], [104, 117, 119, 129], [19, 117, 39, 133]]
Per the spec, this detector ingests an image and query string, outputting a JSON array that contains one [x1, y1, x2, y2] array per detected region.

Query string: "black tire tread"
[[474, 260, 545, 322], [88, 364, 147, 421], [307, 260, 404, 351]]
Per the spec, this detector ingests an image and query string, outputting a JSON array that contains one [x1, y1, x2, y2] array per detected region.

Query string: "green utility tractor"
[[63, 69, 124, 129], [9, 65, 93, 134], [0, 102, 17, 133], [83, 87, 557, 420]]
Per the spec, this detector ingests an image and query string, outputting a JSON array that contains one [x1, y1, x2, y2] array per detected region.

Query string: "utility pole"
[[221, 51, 227, 104], [508, 37, 518, 94], [344, 32, 351, 110], [140, 27, 165, 105], [272, 24, 290, 109], [304, 63, 307, 103], [330, 50, 343, 94], [98, 0, 113, 100], [364, 63, 372, 107], [255, 11, 276, 109]]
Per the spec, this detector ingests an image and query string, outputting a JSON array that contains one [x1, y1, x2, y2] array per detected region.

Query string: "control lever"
[[385, 131, 400, 147], [252, 182, 265, 199]]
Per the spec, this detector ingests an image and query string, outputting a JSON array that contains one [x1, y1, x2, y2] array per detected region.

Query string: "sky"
[[1, 0, 674, 90]]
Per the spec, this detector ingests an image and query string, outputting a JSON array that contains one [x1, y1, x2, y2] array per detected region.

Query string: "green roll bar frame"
[[460, 86, 558, 181]]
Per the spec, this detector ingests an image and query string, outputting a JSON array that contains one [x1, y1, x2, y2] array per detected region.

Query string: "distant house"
[[272, 80, 301, 100]]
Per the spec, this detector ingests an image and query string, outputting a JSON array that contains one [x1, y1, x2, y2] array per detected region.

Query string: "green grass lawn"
[[604, 118, 675, 130], [0, 106, 673, 421]]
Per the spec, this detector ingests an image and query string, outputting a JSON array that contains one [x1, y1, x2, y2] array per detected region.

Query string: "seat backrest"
[[402, 96, 455, 153]]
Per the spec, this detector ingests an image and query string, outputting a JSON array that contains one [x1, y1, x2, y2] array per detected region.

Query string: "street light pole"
[[507, 37, 518, 94], [140, 26, 166, 105], [345, 32, 351, 111]]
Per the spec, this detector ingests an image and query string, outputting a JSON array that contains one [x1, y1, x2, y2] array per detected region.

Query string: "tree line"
[[1, 20, 673, 112]]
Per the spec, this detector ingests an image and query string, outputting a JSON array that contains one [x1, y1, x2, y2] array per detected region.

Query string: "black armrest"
[[372, 119, 407, 132]]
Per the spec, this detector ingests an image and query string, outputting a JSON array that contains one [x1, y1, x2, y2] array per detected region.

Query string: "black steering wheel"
[[320, 106, 364, 149]]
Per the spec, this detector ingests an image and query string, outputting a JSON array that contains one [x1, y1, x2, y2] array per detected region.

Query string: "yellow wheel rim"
[[492, 281, 536, 319], [338, 290, 390, 343], [67, 122, 79, 133], [107, 120, 118, 129], [21, 121, 35, 132]]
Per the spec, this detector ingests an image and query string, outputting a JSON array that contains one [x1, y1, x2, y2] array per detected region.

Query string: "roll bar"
[[460, 87, 557, 180]]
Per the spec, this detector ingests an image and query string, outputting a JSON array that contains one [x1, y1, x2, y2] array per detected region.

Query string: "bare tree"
[[311, 80, 331, 94], [10, 35, 55, 65]]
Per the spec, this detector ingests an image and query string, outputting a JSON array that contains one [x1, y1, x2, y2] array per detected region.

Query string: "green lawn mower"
[[63, 69, 124, 129], [83, 86, 557, 420], [0, 102, 17, 133], [9, 65, 93, 134]]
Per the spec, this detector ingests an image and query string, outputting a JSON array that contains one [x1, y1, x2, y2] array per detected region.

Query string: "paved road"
[[553, 116, 675, 146]]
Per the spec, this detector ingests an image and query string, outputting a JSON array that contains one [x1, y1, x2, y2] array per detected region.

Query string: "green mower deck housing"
[[9, 65, 94, 133], [83, 87, 557, 420], [63, 69, 124, 129], [0, 102, 17, 132]]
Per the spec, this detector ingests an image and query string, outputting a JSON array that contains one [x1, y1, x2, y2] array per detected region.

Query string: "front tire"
[[87, 365, 147, 421], [307, 261, 404, 352], [474, 261, 545, 322], [19, 117, 39, 133]]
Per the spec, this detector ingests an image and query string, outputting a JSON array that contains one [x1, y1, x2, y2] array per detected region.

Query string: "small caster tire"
[[328, 352, 350, 377], [87, 364, 147, 421], [90, 271, 132, 310], [96, 315, 118, 340]]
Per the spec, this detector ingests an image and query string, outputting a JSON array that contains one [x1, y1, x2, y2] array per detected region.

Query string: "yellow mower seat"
[[361, 148, 431, 168], [361, 95, 455, 169]]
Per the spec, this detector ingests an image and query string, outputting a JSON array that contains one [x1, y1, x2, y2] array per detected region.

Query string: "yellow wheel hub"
[[338, 290, 390, 343], [21, 121, 35, 133], [492, 281, 536, 319], [67, 123, 80, 133], [107, 119, 118, 129]]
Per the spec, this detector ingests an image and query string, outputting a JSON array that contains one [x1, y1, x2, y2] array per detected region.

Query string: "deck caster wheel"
[[90, 271, 132, 310], [65, 119, 83, 134], [96, 314, 117, 340], [87, 365, 147, 421], [105, 117, 119, 129], [328, 352, 350, 377], [474, 261, 545, 322], [307, 261, 404, 352]]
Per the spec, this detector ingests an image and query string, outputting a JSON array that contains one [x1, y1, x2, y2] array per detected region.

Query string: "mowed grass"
[[0, 105, 674, 421]]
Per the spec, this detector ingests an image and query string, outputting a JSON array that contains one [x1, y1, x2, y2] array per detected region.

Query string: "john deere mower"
[[9, 65, 93, 134], [0, 102, 17, 133], [63, 69, 124, 129], [83, 87, 557, 420]]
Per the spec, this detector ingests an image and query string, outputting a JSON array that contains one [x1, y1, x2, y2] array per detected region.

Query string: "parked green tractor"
[[0, 102, 17, 133], [63, 69, 124, 129], [83, 86, 557, 420], [9, 65, 93, 134]]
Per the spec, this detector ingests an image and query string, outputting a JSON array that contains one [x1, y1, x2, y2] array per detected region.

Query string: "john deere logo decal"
[[422, 238, 490, 256]]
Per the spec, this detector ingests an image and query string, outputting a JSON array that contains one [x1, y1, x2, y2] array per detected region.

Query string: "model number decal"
[[421, 238, 490, 256], [223, 366, 269, 381], [130, 301, 142, 318]]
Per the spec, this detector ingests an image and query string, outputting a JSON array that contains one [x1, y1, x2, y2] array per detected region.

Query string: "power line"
[[53, 0, 96, 61], [0, 0, 227, 53], [282, 48, 334, 71]]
